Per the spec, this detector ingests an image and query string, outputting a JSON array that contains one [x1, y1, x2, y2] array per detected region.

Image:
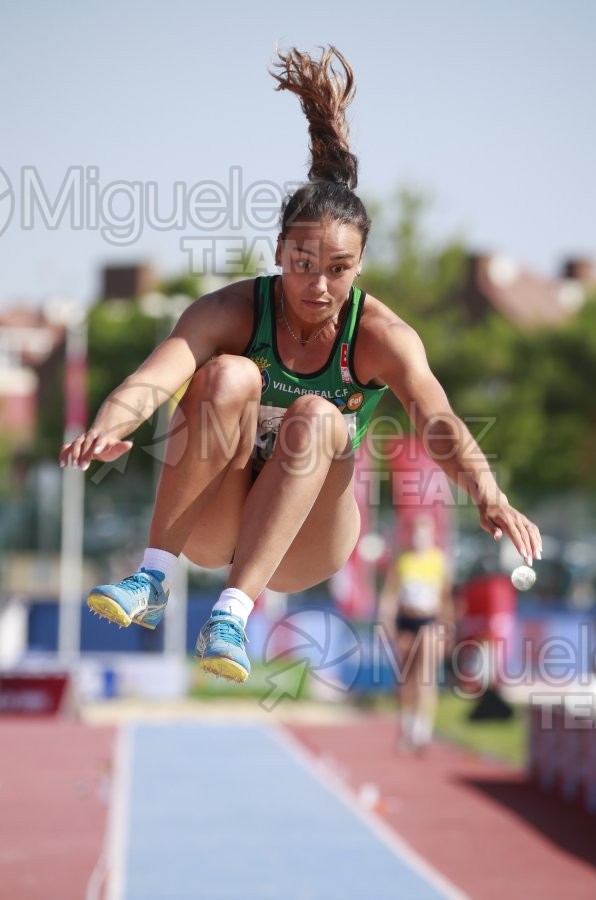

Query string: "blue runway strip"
[[119, 722, 450, 900]]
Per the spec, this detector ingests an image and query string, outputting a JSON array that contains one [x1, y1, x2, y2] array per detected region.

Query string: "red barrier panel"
[[528, 701, 596, 815], [458, 574, 516, 643], [0, 674, 71, 716]]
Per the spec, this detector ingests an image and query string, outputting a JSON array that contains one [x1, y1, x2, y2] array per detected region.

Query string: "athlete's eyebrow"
[[292, 246, 356, 259]]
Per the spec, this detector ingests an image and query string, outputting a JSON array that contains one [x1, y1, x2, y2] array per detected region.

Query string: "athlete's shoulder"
[[358, 292, 415, 337], [173, 278, 258, 355], [200, 276, 256, 313], [354, 291, 426, 383]]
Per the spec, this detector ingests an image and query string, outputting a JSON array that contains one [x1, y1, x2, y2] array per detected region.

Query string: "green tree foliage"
[[363, 188, 596, 501], [493, 294, 596, 494], [160, 272, 201, 298], [363, 187, 473, 436], [87, 302, 157, 414]]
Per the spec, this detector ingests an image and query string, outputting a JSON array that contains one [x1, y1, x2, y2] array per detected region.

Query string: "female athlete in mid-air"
[[59, 46, 541, 683]]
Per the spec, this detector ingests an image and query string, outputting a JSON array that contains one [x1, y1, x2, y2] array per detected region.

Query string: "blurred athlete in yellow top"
[[380, 514, 453, 750]]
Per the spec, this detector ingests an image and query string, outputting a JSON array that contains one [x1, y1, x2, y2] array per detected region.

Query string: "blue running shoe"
[[87, 568, 168, 630], [196, 610, 250, 683]]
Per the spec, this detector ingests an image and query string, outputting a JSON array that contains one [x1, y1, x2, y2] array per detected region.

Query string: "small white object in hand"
[[511, 565, 537, 591]]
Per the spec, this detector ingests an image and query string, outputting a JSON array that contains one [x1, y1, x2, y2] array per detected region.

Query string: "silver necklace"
[[280, 291, 339, 345]]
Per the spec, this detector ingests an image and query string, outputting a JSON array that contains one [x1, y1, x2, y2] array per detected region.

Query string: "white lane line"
[[269, 723, 469, 900]]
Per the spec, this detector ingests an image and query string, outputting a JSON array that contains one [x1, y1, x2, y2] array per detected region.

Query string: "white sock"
[[400, 710, 415, 740], [212, 587, 254, 626], [412, 713, 433, 747], [140, 548, 178, 591]]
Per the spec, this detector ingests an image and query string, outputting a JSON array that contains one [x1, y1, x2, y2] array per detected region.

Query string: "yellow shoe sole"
[[87, 594, 133, 628], [199, 656, 249, 684]]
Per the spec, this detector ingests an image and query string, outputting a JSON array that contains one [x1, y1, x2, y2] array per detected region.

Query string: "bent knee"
[[281, 395, 349, 454], [287, 393, 341, 418], [182, 355, 262, 409]]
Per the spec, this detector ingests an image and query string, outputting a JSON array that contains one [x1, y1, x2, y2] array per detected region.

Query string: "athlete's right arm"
[[59, 281, 254, 469]]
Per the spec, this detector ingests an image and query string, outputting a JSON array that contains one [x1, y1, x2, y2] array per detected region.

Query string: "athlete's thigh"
[[267, 450, 360, 592], [397, 630, 419, 673], [182, 462, 253, 568], [418, 621, 443, 675]]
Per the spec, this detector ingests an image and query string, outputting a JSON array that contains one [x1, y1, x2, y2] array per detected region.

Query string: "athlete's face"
[[276, 217, 363, 322]]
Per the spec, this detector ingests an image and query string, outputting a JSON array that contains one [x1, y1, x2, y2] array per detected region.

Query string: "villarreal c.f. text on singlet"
[[243, 275, 387, 463]]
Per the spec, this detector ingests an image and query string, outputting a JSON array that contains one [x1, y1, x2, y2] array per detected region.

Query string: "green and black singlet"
[[242, 275, 387, 463]]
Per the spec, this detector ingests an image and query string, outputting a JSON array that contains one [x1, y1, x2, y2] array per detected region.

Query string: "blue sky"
[[1, 0, 594, 309]]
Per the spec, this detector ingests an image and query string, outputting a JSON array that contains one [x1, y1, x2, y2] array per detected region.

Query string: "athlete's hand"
[[59, 431, 133, 471], [478, 490, 542, 565]]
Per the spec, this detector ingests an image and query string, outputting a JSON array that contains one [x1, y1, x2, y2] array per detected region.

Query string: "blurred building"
[[0, 308, 65, 448], [462, 254, 595, 329], [0, 263, 160, 452], [101, 262, 158, 301]]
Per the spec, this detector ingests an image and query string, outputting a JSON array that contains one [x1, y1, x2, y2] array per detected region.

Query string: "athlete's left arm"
[[369, 317, 541, 564]]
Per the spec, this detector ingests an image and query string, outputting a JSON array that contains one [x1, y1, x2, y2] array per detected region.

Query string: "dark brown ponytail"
[[271, 45, 359, 189], [272, 46, 371, 248]]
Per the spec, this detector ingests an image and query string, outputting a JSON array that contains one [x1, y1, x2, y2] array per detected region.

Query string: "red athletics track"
[[0, 720, 115, 900], [286, 712, 596, 900], [2, 711, 595, 899]]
